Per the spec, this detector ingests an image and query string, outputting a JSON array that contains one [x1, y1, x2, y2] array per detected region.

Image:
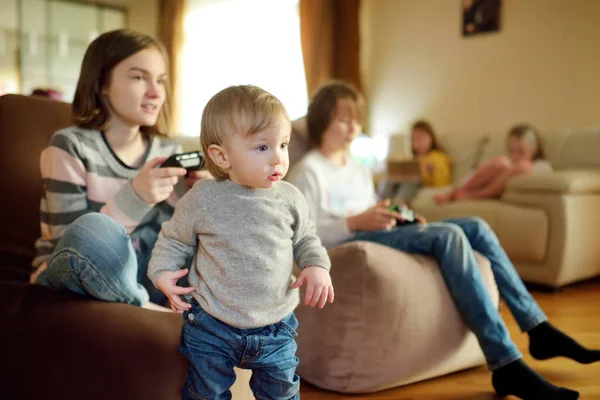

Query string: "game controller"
[[388, 204, 418, 225], [160, 151, 205, 173]]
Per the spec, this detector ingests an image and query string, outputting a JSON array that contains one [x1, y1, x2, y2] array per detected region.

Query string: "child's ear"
[[207, 144, 230, 170]]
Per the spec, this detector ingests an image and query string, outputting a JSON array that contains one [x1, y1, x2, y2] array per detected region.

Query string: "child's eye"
[[280, 143, 288, 149], [132, 75, 143, 81], [157, 78, 166, 85], [256, 145, 268, 152]]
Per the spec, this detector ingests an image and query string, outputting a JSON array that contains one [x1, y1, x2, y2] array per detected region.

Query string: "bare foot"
[[435, 192, 452, 205], [453, 190, 471, 202], [142, 302, 172, 312]]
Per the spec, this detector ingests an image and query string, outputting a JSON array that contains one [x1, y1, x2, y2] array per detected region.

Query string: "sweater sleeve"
[[147, 186, 198, 286], [288, 165, 353, 248], [288, 186, 331, 271], [101, 139, 185, 229], [41, 131, 157, 240], [39, 133, 92, 243]]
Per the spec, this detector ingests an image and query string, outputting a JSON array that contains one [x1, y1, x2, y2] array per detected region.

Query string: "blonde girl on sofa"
[[289, 81, 600, 400], [435, 124, 552, 204], [31, 29, 211, 311]]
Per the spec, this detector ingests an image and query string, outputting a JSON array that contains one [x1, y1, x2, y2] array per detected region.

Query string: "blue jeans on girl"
[[350, 217, 547, 370], [36, 213, 164, 305]]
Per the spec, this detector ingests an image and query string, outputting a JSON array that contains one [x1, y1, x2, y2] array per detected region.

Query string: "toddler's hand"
[[291, 266, 334, 308], [155, 269, 195, 313]]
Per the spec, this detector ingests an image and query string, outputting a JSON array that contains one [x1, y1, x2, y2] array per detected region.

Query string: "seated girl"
[[436, 124, 552, 204], [382, 120, 452, 203]]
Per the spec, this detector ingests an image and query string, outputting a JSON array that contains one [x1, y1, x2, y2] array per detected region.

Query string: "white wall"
[[360, 0, 600, 156]]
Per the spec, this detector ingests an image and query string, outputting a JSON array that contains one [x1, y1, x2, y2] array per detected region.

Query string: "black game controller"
[[160, 151, 205, 173], [388, 204, 418, 225]]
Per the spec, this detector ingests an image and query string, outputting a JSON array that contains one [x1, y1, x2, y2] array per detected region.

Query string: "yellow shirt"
[[419, 150, 452, 187]]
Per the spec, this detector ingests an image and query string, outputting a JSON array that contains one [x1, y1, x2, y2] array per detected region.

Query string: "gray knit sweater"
[[148, 178, 331, 328]]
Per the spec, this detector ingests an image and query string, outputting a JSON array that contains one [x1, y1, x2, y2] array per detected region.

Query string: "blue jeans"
[[180, 300, 300, 400], [351, 217, 547, 370], [36, 213, 159, 306]]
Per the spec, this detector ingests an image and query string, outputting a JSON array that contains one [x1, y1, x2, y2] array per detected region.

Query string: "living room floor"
[[300, 279, 600, 399]]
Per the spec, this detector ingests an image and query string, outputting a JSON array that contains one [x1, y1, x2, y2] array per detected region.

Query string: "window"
[[0, 0, 125, 100], [178, 0, 308, 136]]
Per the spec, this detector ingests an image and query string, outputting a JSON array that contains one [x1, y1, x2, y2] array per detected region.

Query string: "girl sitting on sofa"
[[435, 124, 552, 204], [382, 120, 452, 203], [411, 119, 452, 187], [31, 29, 211, 311]]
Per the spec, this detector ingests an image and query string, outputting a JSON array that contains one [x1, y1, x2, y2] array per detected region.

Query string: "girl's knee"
[[61, 213, 133, 262], [434, 223, 468, 242], [490, 155, 512, 169], [71, 213, 125, 235], [511, 160, 533, 175], [465, 217, 491, 232]]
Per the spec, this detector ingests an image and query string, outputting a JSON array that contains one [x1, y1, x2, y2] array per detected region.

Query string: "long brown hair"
[[411, 119, 444, 154], [507, 123, 545, 160], [72, 29, 172, 137], [306, 81, 365, 148]]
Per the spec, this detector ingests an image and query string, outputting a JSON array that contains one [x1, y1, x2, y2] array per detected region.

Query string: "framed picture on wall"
[[462, 0, 501, 37]]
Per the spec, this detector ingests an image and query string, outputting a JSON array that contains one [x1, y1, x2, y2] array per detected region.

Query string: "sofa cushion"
[[552, 126, 600, 170], [437, 134, 487, 183], [290, 117, 310, 168], [506, 170, 600, 194], [412, 196, 549, 264]]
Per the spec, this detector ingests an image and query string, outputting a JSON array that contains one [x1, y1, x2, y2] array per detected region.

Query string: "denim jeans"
[[351, 217, 547, 370], [36, 213, 159, 306], [180, 300, 300, 400]]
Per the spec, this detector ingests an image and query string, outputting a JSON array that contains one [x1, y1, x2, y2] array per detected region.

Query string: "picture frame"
[[462, 0, 501, 37]]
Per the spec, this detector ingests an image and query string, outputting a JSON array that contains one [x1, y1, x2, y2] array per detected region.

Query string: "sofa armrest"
[[295, 241, 499, 393], [0, 282, 187, 400], [505, 170, 600, 194]]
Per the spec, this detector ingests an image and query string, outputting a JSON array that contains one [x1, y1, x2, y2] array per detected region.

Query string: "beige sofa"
[[410, 127, 600, 289]]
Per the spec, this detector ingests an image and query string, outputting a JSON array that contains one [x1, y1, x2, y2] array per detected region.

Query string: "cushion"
[[295, 241, 498, 393], [437, 134, 487, 183], [290, 117, 310, 168]]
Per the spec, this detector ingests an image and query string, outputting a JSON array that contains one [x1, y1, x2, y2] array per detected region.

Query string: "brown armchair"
[[0, 94, 255, 400]]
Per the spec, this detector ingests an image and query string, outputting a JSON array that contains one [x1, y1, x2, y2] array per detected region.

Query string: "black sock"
[[492, 359, 579, 399], [529, 321, 600, 364]]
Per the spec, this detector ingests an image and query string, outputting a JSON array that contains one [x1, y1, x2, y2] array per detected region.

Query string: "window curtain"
[[159, 0, 185, 132], [177, 0, 307, 135], [299, 0, 362, 97]]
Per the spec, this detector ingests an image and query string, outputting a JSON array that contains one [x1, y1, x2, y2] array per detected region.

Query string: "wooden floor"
[[300, 279, 600, 399]]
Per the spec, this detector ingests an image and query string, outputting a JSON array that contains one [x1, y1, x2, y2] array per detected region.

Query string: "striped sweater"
[[33, 126, 182, 270]]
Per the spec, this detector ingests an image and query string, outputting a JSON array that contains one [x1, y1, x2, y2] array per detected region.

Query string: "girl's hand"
[[291, 266, 334, 308], [132, 157, 187, 204], [185, 169, 214, 188], [155, 269, 196, 313], [347, 199, 403, 232]]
